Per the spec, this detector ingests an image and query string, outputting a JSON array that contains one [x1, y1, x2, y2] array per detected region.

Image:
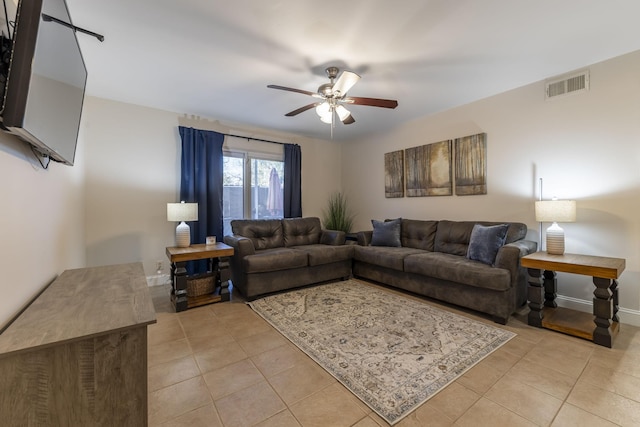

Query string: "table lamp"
[[535, 199, 576, 255], [167, 201, 198, 247]]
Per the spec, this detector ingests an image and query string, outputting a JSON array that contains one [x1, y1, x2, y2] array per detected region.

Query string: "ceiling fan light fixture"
[[335, 105, 351, 121], [315, 102, 330, 117], [316, 102, 334, 124], [320, 113, 333, 124]]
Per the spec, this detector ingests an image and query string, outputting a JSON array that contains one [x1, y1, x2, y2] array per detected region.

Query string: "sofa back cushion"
[[401, 219, 438, 251], [231, 219, 284, 250], [283, 217, 322, 247], [434, 220, 527, 256]]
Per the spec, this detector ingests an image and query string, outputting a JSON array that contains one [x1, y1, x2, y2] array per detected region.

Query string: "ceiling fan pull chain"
[[331, 108, 336, 139]]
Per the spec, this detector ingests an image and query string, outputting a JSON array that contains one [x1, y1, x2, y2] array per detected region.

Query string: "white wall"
[[5, 47, 636, 329], [82, 98, 179, 279], [343, 50, 640, 323], [0, 126, 85, 331], [82, 97, 342, 279]]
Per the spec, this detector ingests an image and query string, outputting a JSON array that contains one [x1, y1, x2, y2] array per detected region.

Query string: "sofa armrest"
[[494, 240, 538, 284], [223, 235, 256, 257], [356, 230, 373, 246], [494, 240, 538, 292], [495, 239, 538, 307], [320, 229, 346, 245], [504, 240, 538, 258]]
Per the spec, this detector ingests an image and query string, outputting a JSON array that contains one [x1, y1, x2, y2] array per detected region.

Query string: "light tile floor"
[[148, 280, 640, 427]]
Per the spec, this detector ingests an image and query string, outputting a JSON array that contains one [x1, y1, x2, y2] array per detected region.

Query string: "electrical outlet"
[[155, 261, 163, 273]]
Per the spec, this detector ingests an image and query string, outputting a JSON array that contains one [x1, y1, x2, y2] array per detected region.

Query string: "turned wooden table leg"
[[218, 256, 231, 302], [173, 261, 188, 312], [527, 267, 544, 327], [543, 270, 557, 308], [593, 276, 616, 348], [611, 279, 620, 322], [170, 261, 176, 295]]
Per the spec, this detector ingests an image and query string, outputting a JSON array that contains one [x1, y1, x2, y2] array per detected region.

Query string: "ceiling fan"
[[267, 66, 398, 130]]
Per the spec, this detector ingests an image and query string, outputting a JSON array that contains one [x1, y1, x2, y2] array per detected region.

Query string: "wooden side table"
[[166, 243, 234, 312], [521, 251, 625, 348]]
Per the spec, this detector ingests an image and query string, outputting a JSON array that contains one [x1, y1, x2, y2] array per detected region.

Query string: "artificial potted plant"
[[322, 192, 355, 233]]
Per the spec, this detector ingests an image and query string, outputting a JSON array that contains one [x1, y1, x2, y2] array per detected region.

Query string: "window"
[[223, 152, 284, 236]]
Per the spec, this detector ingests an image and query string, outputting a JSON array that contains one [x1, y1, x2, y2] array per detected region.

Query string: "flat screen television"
[[1, 0, 87, 166]]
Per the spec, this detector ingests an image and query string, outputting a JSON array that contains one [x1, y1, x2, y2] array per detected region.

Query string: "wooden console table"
[[521, 252, 625, 348], [166, 242, 234, 312], [0, 263, 156, 426]]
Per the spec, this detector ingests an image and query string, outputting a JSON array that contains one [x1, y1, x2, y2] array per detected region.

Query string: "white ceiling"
[[65, 0, 640, 141]]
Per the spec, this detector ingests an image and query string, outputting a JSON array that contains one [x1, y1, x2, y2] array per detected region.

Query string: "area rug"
[[248, 280, 516, 425]]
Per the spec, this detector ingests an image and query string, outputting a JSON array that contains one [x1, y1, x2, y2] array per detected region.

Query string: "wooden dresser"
[[0, 263, 157, 426]]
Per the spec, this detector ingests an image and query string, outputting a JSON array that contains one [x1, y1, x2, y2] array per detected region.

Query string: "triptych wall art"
[[384, 133, 487, 198]]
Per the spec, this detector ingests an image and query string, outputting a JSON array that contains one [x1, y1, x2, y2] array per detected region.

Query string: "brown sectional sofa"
[[224, 216, 537, 324], [354, 219, 537, 324], [223, 217, 353, 300]]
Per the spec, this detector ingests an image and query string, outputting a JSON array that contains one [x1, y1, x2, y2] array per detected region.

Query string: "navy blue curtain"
[[178, 126, 224, 275], [283, 143, 302, 218]]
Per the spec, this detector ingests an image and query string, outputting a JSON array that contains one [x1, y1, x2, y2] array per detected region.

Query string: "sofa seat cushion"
[[243, 248, 308, 274], [404, 252, 511, 291], [354, 246, 425, 271], [291, 244, 354, 266]]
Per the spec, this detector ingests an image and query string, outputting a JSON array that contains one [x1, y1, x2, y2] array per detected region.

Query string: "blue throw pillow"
[[371, 218, 402, 247], [466, 224, 509, 265]]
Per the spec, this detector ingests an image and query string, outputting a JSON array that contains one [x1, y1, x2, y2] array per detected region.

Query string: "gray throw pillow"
[[371, 218, 402, 247], [466, 224, 509, 265]]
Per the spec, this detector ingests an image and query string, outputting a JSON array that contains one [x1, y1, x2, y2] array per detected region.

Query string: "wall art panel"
[[455, 133, 487, 195], [405, 140, 452, 197], [384, 150, 404, 198]]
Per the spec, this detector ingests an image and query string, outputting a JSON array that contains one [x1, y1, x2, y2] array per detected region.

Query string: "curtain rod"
[[222, 133, 293, 146]]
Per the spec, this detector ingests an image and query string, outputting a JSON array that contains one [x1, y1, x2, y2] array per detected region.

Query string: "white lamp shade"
[[167, 202, 198, 222], [535, 200, 576, 223]]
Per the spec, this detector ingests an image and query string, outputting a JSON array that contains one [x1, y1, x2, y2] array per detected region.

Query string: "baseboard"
[[146, 274, 171, 287], [556, 295, 640, 327]]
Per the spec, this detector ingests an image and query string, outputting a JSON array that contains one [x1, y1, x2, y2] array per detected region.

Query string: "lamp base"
[[176, 221, 191, 247], [546, 222, 565, 255]]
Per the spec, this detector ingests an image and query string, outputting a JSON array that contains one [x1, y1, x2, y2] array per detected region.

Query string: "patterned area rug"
[[248, 280, 516, 425]]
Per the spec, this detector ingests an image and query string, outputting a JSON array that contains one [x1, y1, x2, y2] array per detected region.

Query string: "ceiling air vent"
[[545, 70, 589, 100]]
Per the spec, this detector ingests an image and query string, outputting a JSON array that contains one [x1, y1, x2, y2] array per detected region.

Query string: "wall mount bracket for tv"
[[42, 13, 104, 42]]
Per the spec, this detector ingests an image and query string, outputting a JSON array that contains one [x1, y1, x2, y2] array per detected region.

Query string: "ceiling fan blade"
[[342, 114, 355, 125], [285, 103, 320, 117], [343, 96, 398, 109], [331, 71, 361, 97], [267, 85, 323, 98]]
